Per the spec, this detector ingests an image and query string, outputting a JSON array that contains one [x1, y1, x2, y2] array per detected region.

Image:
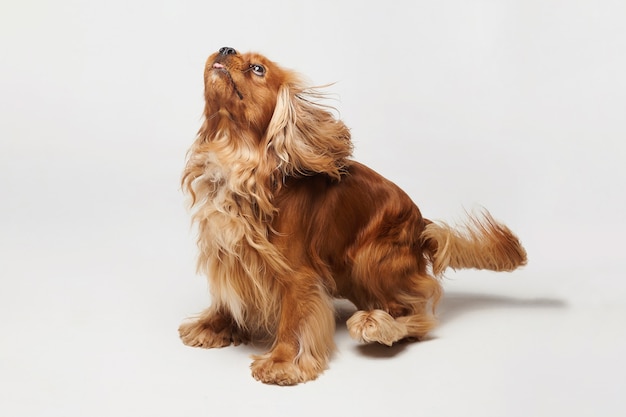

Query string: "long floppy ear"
[[264, 81, 353, 180]]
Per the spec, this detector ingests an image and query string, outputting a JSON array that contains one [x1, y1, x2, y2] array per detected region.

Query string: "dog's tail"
[[421, 211, 527, 276]]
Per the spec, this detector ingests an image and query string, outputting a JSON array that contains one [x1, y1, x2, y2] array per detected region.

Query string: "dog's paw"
[[346, 310, 407, 346], [250, 353, 321, 386], [178, 319, 243, 348]]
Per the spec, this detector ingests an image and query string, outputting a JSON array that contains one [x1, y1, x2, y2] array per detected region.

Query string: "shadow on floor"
[[437, 292, 567, 325], [340, 292, 566, 358]]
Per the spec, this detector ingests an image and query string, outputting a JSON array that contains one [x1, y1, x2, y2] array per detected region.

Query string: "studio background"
[[1, 1, 624, 416]]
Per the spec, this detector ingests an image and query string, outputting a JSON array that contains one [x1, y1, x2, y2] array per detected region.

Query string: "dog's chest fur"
[[189, 133, 282, 330]]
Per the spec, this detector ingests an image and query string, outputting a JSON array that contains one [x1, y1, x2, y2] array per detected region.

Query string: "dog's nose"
[[218, 47, 237, 56]]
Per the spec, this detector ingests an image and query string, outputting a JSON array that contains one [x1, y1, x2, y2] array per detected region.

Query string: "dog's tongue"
[[213, 63, 225, 69]]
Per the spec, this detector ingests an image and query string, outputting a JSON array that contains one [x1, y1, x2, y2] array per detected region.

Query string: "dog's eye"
[[250, 64, 266, 76]]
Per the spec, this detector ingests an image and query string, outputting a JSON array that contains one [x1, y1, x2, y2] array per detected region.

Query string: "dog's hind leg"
[[343, 206, 443, 345], [346, 237, 442, 345], [346, 307, 437, 346]]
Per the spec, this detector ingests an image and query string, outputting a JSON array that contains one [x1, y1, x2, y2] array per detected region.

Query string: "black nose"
[[219, 47, 237, 56]]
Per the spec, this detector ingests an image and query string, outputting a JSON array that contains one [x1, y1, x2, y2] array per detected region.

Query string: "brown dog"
[[179, 47, 527, 385]]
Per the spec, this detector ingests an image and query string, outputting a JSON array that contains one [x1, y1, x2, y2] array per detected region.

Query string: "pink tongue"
[[213, 63, 224, 69]]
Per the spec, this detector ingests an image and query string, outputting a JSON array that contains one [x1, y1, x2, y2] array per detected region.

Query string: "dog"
[[178, 47, 527, 385]]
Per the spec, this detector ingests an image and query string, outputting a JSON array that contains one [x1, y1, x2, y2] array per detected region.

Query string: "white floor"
[[1, 238, 624, 417]]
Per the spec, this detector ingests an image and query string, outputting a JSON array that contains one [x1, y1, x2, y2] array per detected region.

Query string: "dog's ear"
[[264, 81, 352, 180]]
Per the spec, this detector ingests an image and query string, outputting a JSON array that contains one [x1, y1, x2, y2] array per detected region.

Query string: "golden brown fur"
[[178, 47, 527, 385]]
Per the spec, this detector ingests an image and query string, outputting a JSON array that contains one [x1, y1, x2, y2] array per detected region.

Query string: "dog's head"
[[200, 47, 353, 180], [203, 47, 293, 134]]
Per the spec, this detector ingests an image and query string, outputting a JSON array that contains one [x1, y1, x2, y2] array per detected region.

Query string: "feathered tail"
[[421, 211, 527, 276]]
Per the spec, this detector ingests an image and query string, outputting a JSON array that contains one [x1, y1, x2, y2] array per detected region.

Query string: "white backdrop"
[[1, 1, 625, 416]]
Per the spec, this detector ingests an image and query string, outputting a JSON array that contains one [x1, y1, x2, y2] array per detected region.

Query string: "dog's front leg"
[[179, 306, 248, 348], [250, 272, 336, 385]]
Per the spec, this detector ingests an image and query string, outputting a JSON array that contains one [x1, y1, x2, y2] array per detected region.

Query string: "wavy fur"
[[179, 47, 527, 385]]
